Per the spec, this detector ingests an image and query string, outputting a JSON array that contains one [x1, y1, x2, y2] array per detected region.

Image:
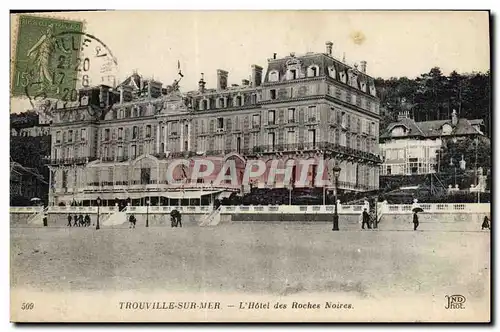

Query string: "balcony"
[[47, 157, 97, 165], [248, 142, 382, 163]]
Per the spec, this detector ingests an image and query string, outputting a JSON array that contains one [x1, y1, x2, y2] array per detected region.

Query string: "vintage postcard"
[[9, 10, 491, 323]]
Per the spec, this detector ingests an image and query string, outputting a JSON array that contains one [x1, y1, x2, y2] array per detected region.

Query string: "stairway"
[[27, 207, 47, 226], [102, 211, 127, 227], [199, 207, 221, 227]]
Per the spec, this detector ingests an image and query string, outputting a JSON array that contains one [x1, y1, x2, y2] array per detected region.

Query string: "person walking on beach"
[[84, 214, 91, 227], [482, 216, 490, 230], [361, 208, 371, 230], [413, 211, 420, 231], [129, 214, 136, 229]]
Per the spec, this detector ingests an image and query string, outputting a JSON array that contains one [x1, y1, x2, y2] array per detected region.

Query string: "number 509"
[[21, 302, 34, 310]]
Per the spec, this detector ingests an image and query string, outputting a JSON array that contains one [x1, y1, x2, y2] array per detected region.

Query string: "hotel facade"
[[45, 42, 382, 206]]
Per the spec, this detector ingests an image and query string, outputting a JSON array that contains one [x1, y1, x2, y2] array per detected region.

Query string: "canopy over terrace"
[[74, 190, 230, 206]]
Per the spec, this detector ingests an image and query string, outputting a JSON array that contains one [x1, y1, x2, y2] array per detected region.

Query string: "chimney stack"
[[217, 69, 228, 90], [360, 61, 367, 73], [241, 79, 250, 86], [198, 73, 206, 93], [325, 41, 333, 56], [251, 65, 263, 87]]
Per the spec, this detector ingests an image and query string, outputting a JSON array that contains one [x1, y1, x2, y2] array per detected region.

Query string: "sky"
[[9, 10, 490, 113]]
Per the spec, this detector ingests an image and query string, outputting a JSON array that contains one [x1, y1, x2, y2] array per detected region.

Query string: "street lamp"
[[146, 199, 150, 227], [96, 196, 101, 230], [332, 164, 341, 231]]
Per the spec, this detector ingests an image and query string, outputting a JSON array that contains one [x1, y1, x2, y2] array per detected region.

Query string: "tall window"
[[80, 129, 86, 141], [146, 125, 151, 138], [131, 145, 137, 158], [132, 126, 138, 139], [270, 89, 276, 100], [68, 130, 73, 142], [287, 131, 296, 145], [56, 131, 61, 143], [140, 168, 151, 185], [118, 146, 123, 158], [268, 132, 275, 148], [62, 170, 68, 188], [268, 110, 276, 125], [308, 106, 317, 122], [251, 133, 259, 148], [217, 118, 224, 130], [308, 129, 316, 147], [104, 129, 110, 141], [252, 114, 260, 128], [236, 137, 241, 153], [288, 108, 295, 123], [118, 127, 123, 140]]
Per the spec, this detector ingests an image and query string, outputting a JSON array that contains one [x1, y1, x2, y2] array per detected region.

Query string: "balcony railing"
[[250, 142, 381, 163], [47, 157, 97, 165]]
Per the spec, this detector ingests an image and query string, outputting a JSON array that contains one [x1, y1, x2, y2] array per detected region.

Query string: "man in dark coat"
[[482, 216, 490, 230], [67, 214, 72, 227], [84, 214, 91, 227], [78, 214, 84, 227], [129, 214, 136, 229], [73, 214, 79, 227], [362, 208, 371, 229], [413, 212, 419, 231]]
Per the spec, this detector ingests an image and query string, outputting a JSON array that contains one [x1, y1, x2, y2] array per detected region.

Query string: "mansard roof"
[[263, 52, 377, 97], [381, 116, 485, 140]]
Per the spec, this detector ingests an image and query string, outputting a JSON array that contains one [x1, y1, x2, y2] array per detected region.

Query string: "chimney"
[[198, 73, 206, 93], [398, 110, 410, 121], [360, 61, 367, 73], [325, 41, 333, 56], [251, 65, 263, 87], [217, 69, 228, 90], [451, 109, 458, 126], [241, 79, 250, 86], [273, 53, 277, 59]]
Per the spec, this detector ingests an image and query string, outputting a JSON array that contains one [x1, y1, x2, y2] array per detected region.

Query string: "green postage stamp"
[[12, 15, 84, 99]]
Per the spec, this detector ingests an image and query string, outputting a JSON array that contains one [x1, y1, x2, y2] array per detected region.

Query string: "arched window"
[[202, 99, 208, 110], [269, 70, 279, 82], [218, 98, 225, 108], [235, 96, 242, 107], [287, 69, 298, 80], [307, 65, 319, 77]]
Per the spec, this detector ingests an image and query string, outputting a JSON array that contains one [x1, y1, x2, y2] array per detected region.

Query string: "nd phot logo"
[[445, 295, 466, 309]]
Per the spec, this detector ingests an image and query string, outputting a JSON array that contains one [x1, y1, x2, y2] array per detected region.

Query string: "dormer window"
[[235, 95, 242, 107], [269, 70, 279, 82], [202, 99, 208, 110], [307, 65, 319, 77], [287, 69, 297, 80], [218, 97, 225, 108], [391, 126, 406, 137], [442, 123, 453, 135]]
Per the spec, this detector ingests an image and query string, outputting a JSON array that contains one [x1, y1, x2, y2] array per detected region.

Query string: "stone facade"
[[45, 42, 381, 206]]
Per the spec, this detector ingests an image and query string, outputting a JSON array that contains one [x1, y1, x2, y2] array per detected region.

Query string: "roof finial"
[[342, 52, 346, 63]]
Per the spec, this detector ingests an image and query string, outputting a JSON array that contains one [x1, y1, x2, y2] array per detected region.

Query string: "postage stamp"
[[11, 15, 84, 99], [12, 14, 119, 120]]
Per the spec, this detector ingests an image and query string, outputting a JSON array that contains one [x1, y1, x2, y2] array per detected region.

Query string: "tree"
[[439, 136, 491, 175]]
